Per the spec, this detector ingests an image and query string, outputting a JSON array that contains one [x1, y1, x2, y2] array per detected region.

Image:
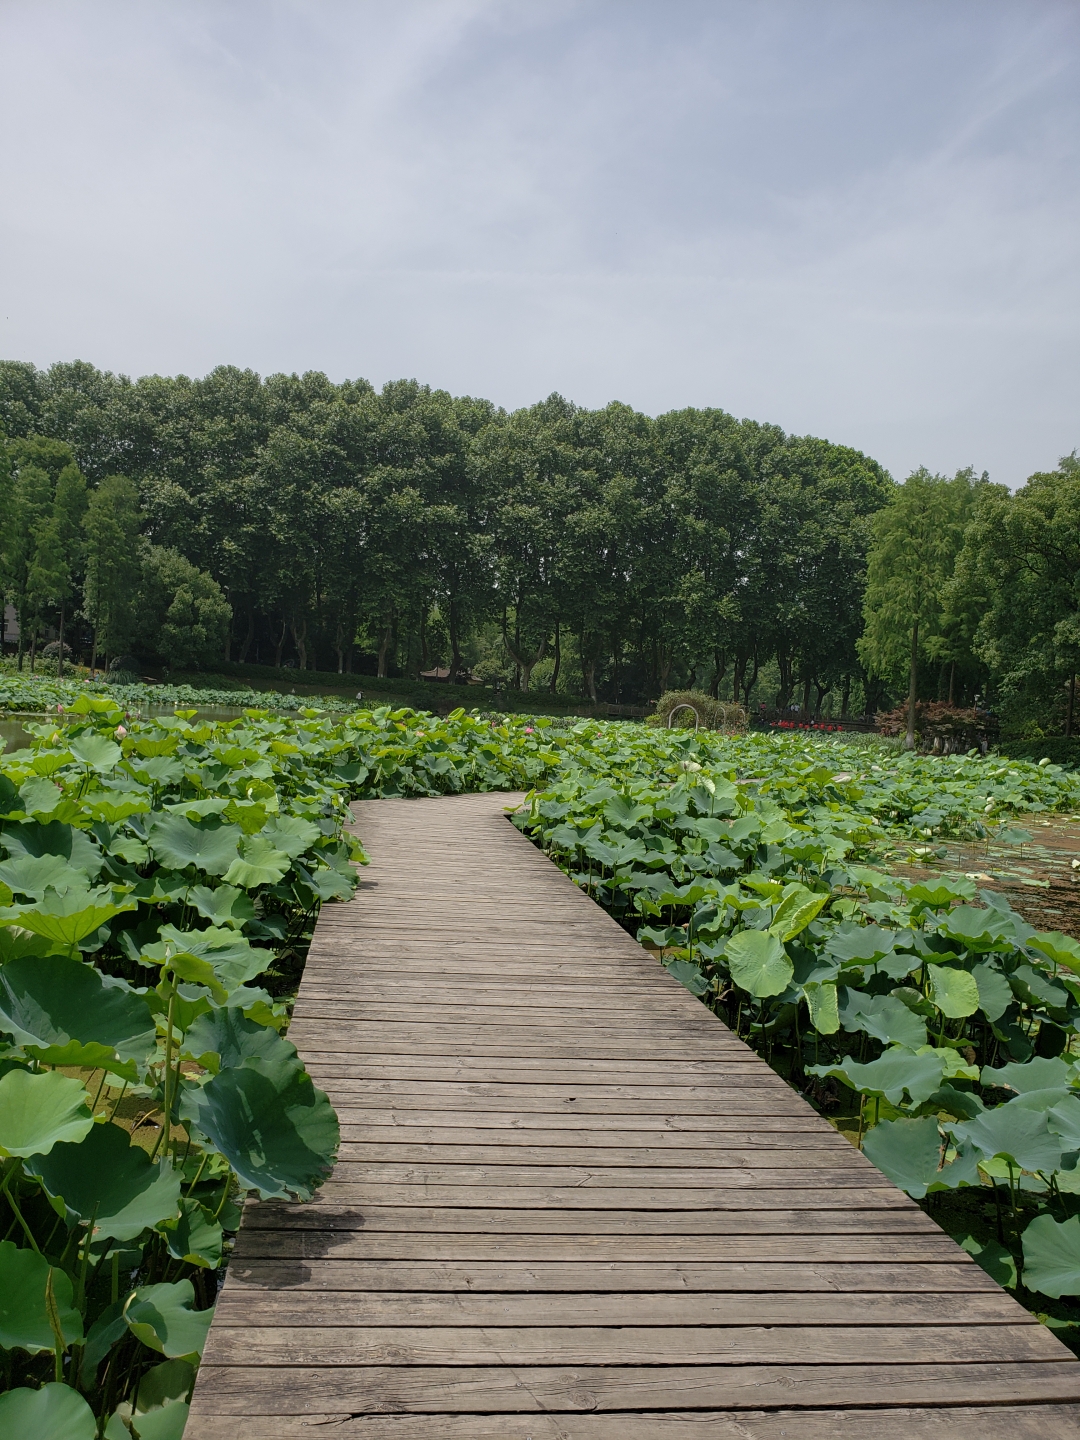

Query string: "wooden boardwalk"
[[188, 792, 1080, 1439]]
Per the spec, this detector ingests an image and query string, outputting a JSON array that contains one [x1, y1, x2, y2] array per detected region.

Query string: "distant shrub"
[[650, 690, 748, 732], [995, 738, 1080, 769], [876, 701, 997, 752]]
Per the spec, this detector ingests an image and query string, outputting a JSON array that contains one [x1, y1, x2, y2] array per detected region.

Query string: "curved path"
[[188, 791, 1080, 1438]]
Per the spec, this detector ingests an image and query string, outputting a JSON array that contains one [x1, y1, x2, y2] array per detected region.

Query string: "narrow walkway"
[[188, 792, 1080, 1439]]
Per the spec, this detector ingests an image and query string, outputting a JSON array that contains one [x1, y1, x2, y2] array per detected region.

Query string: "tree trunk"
[[290, 615, 308, 671], [89, 626, 97, 676], [743, 655, 760, 710], [448, 597, 464, 683], [238, 602, 255, 665], [377, 623, 394, 679], [948, 659, 955, 706], [549, 620, 561, 694], [273, 614, 287, 669], [905, 618, 919, 751], [1067, 673, 1076, 741], [841, 674, 851, 719], [801, 674, 812, 718], [57, 600, 65, 680], [710, 649, 726, 700], [17, 607, 24, 672], [732, 654, 745, 705]]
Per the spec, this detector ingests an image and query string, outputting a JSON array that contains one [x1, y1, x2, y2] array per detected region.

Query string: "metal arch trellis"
[[666, 703, 702, 730]]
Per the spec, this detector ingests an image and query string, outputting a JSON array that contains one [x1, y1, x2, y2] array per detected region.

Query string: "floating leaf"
[[725, 929, 792, 998], [0, 1069, 93, 1157], [0, 1240, 83, 1352], [0, 1384, 96, 1440]]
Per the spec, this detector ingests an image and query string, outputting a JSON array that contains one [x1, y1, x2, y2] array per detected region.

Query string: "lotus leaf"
[[0, 885, 136, 948], [769, 883, 829, 941], [0, 818, 101, 876], [971, 959, 1013, 1022], [862, 1115, 943, 1198], [182, 1006, 298, 1073], [0, 851, 79, 898], [1029, 931, 1080, 974], [124, 1279, 213, 1361], [186, 883, 256, 930], [807, 1047, 947, 1107], [948, 1103, 1064, 1174], [957, 1234, 1018, 1288], [0, 955, 155, 1077], [926, 963, 981, 1018], [26, 1123, 182, 1241], [0, 1384, 97, 1440], [148, 814, 242, 875], [982, 1056, 1078, 1095], [223, 835, 292, 887], [725, 929, 792, 998], [838, 988, 927, 1048], [936, 905, 1018, 952], [184, 1055, 338, 1201], [664, 958, 710, 996], [802, 980, 840, 1034], [0, 1240, 83, 1351], [69, 734, 122, 772], [1022, 1213, 1080, 1298], [0, 1069, 94, 1156]]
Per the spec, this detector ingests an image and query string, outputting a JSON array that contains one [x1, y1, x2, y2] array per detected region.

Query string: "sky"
[[1, 0, 1078, 485]]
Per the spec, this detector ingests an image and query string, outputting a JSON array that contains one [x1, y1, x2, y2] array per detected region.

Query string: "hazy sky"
[[2, 1, 1077, 484]]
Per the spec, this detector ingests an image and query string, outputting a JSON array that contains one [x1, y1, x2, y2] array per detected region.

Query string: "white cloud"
[[1, 0, 1077, 483]]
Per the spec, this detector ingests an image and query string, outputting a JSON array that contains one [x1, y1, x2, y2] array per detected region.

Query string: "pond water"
[[1, 704, 257, 754]]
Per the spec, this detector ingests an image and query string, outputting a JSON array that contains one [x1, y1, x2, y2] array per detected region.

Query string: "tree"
[[83, 474, 142, 670], [133, 545, 232, 668], [956, 455, 1080, 738], [858, 469, 981, 748]]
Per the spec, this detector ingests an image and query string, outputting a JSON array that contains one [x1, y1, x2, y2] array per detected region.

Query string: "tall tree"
[[83, 475, 142, 670]]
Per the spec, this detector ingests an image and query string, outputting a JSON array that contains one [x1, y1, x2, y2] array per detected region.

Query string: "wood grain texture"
[[186, 791, 1080, 1439]]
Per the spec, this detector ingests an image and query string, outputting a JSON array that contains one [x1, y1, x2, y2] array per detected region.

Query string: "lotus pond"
[[1, 704, 1080, 1436]]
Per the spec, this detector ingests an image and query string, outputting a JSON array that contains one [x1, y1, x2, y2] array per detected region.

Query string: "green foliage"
[[650, 691, 748, 731]]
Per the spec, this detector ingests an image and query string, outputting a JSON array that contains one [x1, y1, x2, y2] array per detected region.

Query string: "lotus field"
[[2, 706, 1080, 1436]]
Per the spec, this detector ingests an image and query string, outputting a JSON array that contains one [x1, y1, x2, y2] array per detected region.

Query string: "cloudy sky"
[[2, 1, 1077, 484]]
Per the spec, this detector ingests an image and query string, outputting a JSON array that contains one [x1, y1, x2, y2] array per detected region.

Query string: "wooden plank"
[[184, 1404, 1080, 1440], [189, 1361, 1080, 1413], [207, 1288, 1030, 1327], [202, 1322, 1064, 1366], [223, 1260, 997, 1293], [187, 790, 1080, 1438]]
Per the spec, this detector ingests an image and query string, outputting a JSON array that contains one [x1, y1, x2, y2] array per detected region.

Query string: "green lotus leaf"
[[141, 921, 269, 990], [1022, 1213, 1080, 1298], [982, 1056, 1078, 1095], [725, 929, 792, 998], [936, 904, 1018, 952], [136, 1358, 196, 1412], [304, 864, 354, 901], [0, 1240, 83, 1352], [957, 1233, 1017, 1289], [186, 884, 256, 930], [802, 980, 840, 1034], [18, 776, 65, 817], [664, 958, 709, 997], [807, 1046, 947, 1107], [26, 1122, 182, 1241], [182, 1006, 298, 1074], [0, 1069, 93, 1157], [69, 734, 122, 772], [971, 959, 1013, 1022], [223, 835, 292, 888], [160, 1198, 224, 1269], [124, 1279, 214, 1361], [87, 795, 153, 823], [0, 819, 101, 877], [184, 1055, 338, 1201], [0, 1384, 96, 1440], [120, 1401, 191, 1440], [1029, 931, 1080, 974], [926, 963, 981, 1019], [0, 956, 155, 1078], [948, 1102, 1063, 1174], [147, 815, 243, 876], [904, 878, 977, 910], [0, 886, 136, 947], [0, 852, 78, 898], [862, 1115, 943, 1198], [129, 756, 186, 787], [260, 814, 321, 857], [825, 924, 900, 965], [162, 797, 230, 820], [768, 883, 828, 942], [1048, 1095, 1080, 1148], [838, 988, 927, 1048]]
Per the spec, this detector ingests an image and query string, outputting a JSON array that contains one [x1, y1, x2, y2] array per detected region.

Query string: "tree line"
[[0, 360, 1075, 736]]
